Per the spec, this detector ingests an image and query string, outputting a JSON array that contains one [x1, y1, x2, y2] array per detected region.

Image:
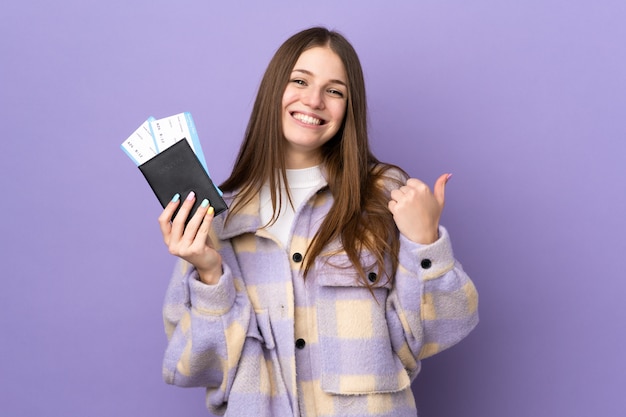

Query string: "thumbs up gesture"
[[388, 173, 451, 245]]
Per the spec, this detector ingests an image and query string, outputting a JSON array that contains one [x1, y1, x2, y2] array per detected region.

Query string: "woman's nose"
[[302, 88, 324, 109]]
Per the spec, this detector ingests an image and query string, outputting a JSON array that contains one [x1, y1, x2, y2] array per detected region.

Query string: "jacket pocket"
[[247, 309, 276, 350], [315, 253, 411, 395], [235, 310, 291, 404]]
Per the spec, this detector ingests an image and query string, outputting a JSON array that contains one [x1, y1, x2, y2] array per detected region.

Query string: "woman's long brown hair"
[[220, 27, 406, 288]]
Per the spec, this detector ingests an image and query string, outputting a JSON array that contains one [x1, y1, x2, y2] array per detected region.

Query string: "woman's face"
[[281, 46, 347, 168]]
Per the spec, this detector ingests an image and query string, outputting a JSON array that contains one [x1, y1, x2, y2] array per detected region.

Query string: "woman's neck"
[[284, 149, 322, 169]]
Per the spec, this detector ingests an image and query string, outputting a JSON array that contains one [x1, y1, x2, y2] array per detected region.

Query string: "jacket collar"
[[216, 191, 264, 240], [216, 170, 329, 240]]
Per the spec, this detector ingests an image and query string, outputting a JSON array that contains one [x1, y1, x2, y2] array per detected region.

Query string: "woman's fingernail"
[[207, 206, 215, 216], [200, 199, 209, 208], [446, 173, 453, 182], [171, 193, 180, 203], [186, 191, 195, 201]]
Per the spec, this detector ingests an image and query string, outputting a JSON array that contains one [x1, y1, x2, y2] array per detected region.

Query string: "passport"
[[121, 112, 228, 221]]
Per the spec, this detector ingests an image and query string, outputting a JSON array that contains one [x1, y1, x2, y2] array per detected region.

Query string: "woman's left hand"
[[388, 173, 451, 245]]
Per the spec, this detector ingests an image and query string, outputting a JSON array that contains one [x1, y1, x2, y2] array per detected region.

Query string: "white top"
[[260, 165, 324, 247]]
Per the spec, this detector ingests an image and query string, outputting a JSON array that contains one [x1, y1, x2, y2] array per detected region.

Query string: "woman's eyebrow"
[[292, 69, 347, 86]]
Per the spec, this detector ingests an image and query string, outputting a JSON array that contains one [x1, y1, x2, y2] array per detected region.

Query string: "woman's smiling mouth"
[[291, 112, 324, 125]]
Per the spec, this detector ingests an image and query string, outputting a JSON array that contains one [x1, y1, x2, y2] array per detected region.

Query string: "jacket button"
[[421, 259, 432, 269], [368, 272, 377, 283], [292, 252, 303, 263], [295, 338, 306, 349]]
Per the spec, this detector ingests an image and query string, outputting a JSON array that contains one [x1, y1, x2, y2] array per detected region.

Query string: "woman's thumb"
[[434, 173, 452, 206]]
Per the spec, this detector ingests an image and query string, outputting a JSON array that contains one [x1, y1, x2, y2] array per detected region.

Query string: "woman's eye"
[[328, 89, 345, 98], [291, 79, 306, 86]]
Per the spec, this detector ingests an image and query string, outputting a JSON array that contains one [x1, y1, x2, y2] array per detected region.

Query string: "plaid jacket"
[[162, 174, 478, 417]]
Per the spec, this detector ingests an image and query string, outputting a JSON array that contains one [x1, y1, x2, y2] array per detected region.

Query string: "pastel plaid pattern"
[[162, 173, 478, 416]]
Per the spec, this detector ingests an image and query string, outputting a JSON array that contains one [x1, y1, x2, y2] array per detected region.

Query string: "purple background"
[[2, 1, 625, 416]]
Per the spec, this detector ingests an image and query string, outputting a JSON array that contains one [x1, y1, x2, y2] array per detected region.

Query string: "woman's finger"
[[158, 193, 182, 244], [433, 173, 452, 207], [390, 188, 403, 203], [170, 191, 197, 238], [181, 198, 211, 246], [405, 178, 427, 190], [193, 204, 215, 248]]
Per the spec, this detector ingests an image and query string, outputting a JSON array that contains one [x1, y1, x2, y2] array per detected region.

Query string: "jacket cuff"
[[399, 226, 456, 281], [187, 263, 237, 315]]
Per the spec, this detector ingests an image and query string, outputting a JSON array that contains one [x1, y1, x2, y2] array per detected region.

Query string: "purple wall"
[[2, 1, 625, 416]]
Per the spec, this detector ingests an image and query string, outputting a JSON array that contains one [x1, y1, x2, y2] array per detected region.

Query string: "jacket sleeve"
[[162, 254, 254, 411], [387, 226, 479, 367]]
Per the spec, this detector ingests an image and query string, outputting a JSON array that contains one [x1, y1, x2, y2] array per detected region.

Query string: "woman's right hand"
[[158, 191, 223, 285]]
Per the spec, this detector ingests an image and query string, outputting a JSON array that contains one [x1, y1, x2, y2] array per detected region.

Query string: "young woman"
[[158, 27, 478, 417]]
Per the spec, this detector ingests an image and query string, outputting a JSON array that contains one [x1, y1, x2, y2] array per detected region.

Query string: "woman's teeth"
[[293, 113, 322, 125]]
